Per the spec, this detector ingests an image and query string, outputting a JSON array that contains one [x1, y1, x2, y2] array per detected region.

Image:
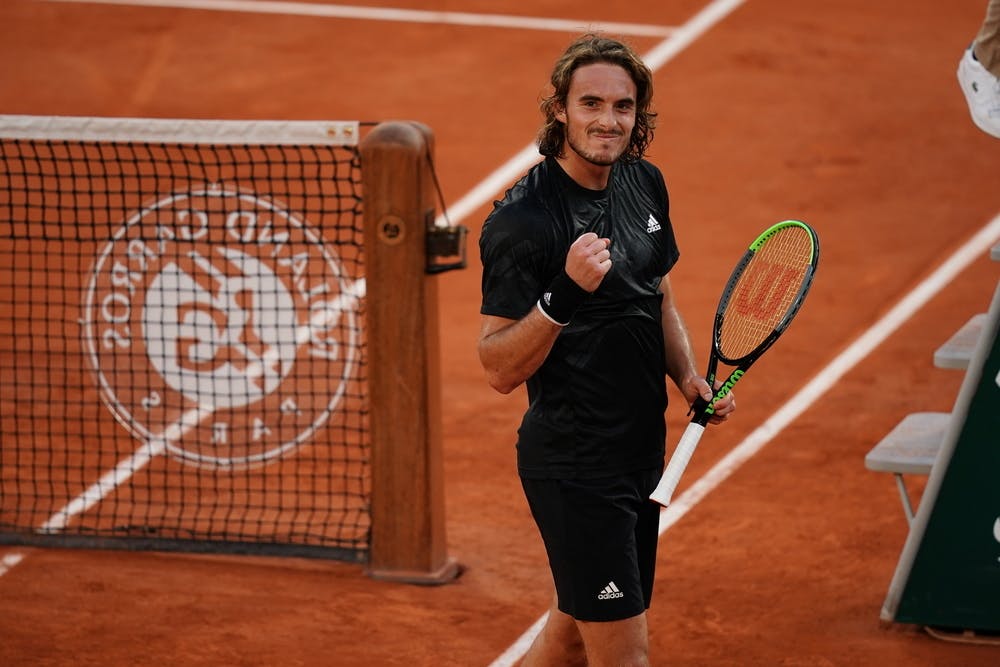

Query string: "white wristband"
[[536, 300, 569, 327]]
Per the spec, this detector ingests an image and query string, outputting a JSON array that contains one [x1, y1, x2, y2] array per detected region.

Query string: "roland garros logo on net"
[[82, 186, 361, 469]]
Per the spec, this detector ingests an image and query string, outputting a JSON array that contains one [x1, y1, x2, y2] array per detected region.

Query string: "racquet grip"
[[649, 422, 706, 507]]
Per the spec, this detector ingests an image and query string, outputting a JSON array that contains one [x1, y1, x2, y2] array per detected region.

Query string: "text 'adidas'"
[[597, 581, 624, 600]]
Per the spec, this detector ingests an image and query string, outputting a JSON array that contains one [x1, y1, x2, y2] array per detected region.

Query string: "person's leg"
[[573, 469, 660, 667], [575, 612, 650, 667], [520, 595, 587, 667], [973, 0, 1000, 75], [519, 471, 657, 666]]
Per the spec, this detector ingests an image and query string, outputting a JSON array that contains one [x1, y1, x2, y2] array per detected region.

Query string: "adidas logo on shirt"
[[597, 581, 624, 600], [646, 213, 661, 233]]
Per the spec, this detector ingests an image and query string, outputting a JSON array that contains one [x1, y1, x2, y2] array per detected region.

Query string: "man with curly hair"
[[478, 33, 735, 666]]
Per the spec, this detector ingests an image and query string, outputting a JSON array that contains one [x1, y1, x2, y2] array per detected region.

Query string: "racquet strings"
[[718, 225, 814, 359]]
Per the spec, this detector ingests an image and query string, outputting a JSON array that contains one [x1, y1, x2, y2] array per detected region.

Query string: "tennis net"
[[0, 115, 375, 561]]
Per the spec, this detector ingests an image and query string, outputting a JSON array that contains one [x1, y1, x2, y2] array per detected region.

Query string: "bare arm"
[[478, 311, 561, 394], [660, 274, 702, 398], [478, 232, 612, 394], [660, 275, 735, 422]]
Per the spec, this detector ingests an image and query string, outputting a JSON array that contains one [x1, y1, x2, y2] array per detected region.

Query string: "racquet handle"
[[649, 422, 706, 507]]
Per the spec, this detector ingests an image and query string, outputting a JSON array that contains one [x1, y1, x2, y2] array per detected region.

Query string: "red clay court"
[[2, 0, 1000, 665]]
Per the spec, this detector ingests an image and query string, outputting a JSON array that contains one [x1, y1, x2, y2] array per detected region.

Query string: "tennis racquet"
[[649, 219, 820, 507]]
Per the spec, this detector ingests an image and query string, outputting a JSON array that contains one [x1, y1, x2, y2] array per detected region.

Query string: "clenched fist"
[[564, 232, 612, 293]]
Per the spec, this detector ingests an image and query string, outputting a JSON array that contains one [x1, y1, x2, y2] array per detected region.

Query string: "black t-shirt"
[[480, 156, 680, 479]]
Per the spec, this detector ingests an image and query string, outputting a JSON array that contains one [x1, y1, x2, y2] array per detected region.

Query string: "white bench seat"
[[865, 411, 949, 523], [934, 313, 986, 370]]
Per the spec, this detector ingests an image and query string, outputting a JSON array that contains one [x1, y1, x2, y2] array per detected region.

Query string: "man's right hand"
[[565, 232, 612, 292]]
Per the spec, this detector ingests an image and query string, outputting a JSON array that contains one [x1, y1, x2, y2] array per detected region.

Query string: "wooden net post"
[[360, 121, 459, 584]]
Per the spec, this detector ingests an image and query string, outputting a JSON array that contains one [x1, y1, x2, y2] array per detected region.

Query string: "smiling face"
[[555, 62, 638, 183]]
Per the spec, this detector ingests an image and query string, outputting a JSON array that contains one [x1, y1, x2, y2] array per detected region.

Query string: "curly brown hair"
[[537, 33, 657, 163]]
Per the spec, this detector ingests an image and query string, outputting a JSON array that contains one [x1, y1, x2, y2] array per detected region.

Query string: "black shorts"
[[520, 467, 662, 622]]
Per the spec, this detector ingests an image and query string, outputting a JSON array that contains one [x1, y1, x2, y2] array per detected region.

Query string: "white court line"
[[437, 0, 749, 227], [658, 211, 1000, 535], [0, 552, 26, 578], [43, 0, 676, 36], [39, 425, 182, 534]]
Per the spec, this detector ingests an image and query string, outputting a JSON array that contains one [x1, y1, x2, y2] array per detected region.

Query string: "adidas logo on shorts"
[[597, 581, 624, 600]]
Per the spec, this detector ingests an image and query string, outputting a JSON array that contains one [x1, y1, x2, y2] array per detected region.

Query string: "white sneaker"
[[957, 45, 1000, 139]]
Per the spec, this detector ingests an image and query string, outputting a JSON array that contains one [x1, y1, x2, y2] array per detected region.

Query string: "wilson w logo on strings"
[[735, 262, 802, 321]]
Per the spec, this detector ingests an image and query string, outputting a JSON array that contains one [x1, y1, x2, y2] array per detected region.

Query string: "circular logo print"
[[82, 186, 362, 469]]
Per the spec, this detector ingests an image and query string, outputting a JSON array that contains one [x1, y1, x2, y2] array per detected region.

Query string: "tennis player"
[[478, 33, 735, 666]]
